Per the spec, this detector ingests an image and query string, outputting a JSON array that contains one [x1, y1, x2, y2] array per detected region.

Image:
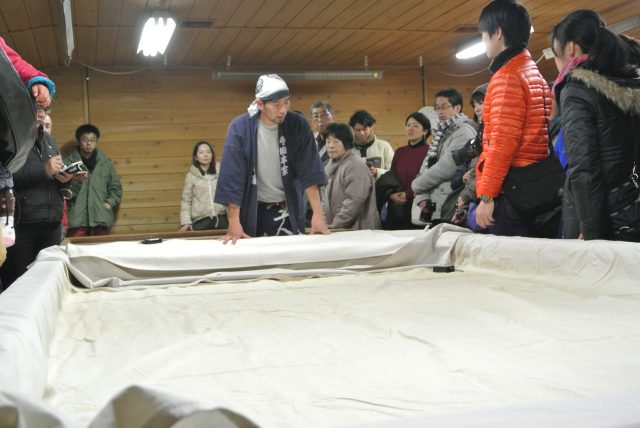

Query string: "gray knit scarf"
[[426, 113, 464, 168]]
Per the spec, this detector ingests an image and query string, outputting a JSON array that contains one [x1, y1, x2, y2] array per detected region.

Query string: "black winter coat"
[[556, 68, 640, 240], [13, 129, 65, 224]]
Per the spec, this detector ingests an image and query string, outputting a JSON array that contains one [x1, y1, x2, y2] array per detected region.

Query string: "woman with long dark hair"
[[551, 9, 640, 241], [179, 141, 228, 231]]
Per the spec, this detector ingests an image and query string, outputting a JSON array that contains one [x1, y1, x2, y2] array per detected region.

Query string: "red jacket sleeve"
[[0, 36, 48, 85]]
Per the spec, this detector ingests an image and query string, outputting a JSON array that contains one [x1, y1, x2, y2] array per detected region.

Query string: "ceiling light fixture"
[[456, 26, 534, 60], [455, 41, 486, 60], [212, 70, 383, 80], [137, 12, 177, 57], [62, 0, 74, 62]]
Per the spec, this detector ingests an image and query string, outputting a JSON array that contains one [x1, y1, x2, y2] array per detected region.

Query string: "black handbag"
[[502, 89, 565, 218], [0, 44, 38, 173], [503, 151, 565, 218]]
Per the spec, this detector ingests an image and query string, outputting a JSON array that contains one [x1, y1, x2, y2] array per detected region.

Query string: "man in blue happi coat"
[[215, 74, 329, 244]]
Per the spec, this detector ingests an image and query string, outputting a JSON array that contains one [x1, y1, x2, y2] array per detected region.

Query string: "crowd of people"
[[2, 0, 640, 290], [213, 1, 640, 245]]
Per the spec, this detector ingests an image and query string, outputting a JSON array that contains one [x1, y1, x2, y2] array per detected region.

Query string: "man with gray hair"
[[216, 74, 329, 243], [310, 100, 334, 165]]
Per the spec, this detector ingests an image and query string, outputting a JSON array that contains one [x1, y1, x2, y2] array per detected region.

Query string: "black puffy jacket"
[[557, 68, 640, 240], [13, 129, 65, 224]]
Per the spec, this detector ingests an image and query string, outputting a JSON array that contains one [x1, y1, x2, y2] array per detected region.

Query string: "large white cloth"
[[2, 225, 640, 427], [35, 228, 465, 288]]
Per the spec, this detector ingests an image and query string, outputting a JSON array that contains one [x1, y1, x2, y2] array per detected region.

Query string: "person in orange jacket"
[[474, 0, 552, 236]]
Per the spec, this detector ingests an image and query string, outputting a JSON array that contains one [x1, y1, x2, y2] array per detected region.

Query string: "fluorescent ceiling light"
[[62, 0, 74, 60], [456, 26, 534, 60], [213, 71, 383, 80], [137, 12, 176, 57], [455, 42, 486, 60]]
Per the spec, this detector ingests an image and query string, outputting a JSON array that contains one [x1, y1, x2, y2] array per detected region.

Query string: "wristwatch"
[[480, 195, 494, 203]]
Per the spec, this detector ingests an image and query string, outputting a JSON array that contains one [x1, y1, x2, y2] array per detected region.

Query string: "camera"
[[62, 161, 88, 174], [452, 122, 484, 166], [419, 199, 437, 223]]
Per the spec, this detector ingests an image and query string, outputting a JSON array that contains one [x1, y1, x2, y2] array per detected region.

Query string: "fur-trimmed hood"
[[569, 68, 640, 116]]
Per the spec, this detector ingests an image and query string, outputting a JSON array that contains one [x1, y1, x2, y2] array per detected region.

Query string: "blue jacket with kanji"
[[215, 111, 327, 236]]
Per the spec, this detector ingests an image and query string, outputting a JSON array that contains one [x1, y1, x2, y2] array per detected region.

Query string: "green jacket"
[[64, 148, 122, 229]]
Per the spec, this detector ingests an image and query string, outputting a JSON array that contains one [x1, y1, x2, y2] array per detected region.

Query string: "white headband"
[[247, 74, 289, 117]]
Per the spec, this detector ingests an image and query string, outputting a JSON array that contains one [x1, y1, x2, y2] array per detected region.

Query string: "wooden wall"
[[43, 64, 516, 234]]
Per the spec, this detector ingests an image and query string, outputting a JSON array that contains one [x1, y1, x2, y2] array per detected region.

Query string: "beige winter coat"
[[323, 151, 381, 230], [180, 166, 226, 225]]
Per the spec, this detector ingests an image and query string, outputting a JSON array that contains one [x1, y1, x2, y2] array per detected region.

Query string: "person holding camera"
[[411, 88, 477, 225], [450, 84, 488, 228], [64, 124, 122, 237], [0, 106, 72, 289], [348, 110, 394, 180]]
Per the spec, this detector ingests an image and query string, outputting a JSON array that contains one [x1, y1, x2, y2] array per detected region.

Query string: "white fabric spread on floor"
[[35, 228, 463, 288], [1, 225, 640, 427]]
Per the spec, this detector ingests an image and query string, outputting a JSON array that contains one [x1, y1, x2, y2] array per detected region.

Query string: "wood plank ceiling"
[[1, 0, 639, 77]]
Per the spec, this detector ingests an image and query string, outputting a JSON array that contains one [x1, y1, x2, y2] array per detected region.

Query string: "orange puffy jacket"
[[476, 50, 551, 198]]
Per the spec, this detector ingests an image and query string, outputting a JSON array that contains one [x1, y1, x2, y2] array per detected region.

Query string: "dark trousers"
[[192, 214, 229, 231], [256, 202, 293, 237], [487, 196, 531, 237], [67, 226, 109, 237], [488, 196, 561, 238], [0, 222, 62, 290]]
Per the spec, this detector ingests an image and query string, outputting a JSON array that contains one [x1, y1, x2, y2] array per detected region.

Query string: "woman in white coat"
[[179, 141, 228, 231]]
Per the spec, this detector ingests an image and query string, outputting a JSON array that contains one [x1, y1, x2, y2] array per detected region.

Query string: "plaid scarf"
[[425, 113, 464, 168]]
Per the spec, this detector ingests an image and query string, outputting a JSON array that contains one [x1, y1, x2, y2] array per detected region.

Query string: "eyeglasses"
[[80, 137, 98, 143], [312, 112, 332, 119], [433, 103, 453, 111]]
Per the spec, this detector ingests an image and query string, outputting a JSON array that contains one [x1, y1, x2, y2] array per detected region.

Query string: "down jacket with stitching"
[[476, 50, 551, 198]]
